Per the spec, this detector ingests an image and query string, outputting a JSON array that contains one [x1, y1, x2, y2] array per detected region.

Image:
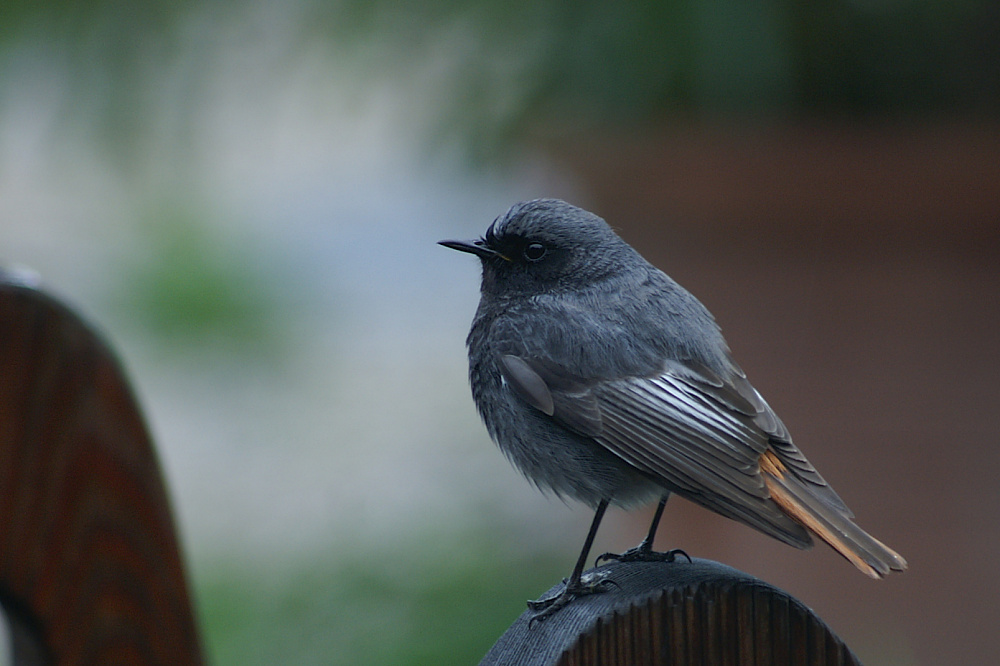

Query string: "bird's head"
[[439, 199, 637, 298]]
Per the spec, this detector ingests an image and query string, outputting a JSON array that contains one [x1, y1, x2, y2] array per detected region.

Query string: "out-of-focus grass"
[[195, 533, 566, 665]]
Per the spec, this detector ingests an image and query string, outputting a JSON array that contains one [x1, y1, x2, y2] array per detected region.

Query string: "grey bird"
[[440, 199, 906, 619]]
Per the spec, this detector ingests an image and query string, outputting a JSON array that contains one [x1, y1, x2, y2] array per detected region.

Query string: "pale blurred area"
[[1, 2, 998, 664]]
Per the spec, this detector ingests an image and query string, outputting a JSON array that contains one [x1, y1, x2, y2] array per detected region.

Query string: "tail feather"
[[760, 451, 907, 578]]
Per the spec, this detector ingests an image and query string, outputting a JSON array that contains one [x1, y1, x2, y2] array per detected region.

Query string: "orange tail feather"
[[760, 451, 907, 578]]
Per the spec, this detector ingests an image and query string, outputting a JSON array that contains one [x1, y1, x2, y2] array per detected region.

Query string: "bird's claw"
[[595, 546, 691, 567], [527, 570, 618, 626]]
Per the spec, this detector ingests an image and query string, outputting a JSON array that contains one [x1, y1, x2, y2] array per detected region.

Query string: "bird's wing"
[[497, 353, 845, 547], [671, 357, 850, 515]]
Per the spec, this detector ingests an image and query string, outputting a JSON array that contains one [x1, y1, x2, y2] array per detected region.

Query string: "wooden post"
[[0, 269, 204, 665], [481, 558, 862, 666]]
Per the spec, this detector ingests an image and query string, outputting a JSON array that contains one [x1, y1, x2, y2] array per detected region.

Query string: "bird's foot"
[[595, 544, 691, 567], [526, 570, 618, 626]]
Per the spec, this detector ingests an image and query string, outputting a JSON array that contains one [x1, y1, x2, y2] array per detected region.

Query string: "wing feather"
[[498, 351, 817, 546]]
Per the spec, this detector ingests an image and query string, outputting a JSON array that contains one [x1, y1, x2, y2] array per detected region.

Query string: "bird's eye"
[[523, 242, 547, 262]]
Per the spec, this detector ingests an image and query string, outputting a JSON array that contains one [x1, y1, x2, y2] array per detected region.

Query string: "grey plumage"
[[441, 198, 906, 590]]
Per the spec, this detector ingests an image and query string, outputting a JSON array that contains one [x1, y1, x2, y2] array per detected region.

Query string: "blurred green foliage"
[[116, 204, 291, 356], [196, 535, 565, 665], [2, 0, 996, 162]]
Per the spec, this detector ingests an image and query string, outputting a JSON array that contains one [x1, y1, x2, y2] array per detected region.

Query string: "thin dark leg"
[[566, 499, 609, 586], [527, 499, 616, 623], [637, 495, 668, 552], [595, 494, 690, 566]]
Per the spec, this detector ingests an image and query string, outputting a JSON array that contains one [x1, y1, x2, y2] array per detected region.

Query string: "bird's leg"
[[595, 494, 690, 565], [527, 499, 617, 624]]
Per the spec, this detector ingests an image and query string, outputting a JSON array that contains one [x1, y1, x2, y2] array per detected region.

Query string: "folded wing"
[[499, 353, 907, 576]]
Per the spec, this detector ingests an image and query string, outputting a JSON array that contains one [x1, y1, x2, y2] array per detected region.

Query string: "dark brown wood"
[[481, 558, 861, 666], [0, 269, 204, 665]]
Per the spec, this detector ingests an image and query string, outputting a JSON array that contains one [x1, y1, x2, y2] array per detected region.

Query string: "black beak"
[[438, 238, 504, 260]]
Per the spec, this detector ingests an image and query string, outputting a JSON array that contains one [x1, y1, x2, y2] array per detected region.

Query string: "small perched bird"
[[441, 199, 906, 619]]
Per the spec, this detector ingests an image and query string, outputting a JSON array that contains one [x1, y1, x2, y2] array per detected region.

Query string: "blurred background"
[[1, 1, 998, 663]]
